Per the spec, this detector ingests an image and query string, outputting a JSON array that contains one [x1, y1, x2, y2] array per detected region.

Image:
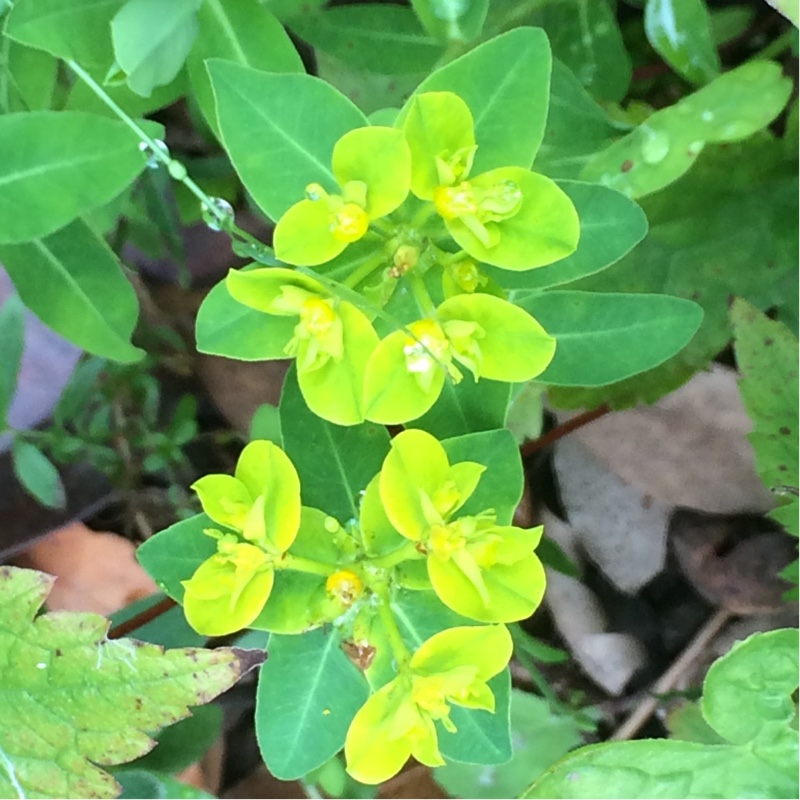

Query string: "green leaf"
[[0, 111, 158, 244], [256, 628, 369, 779], [6, 42, 58, 111], [446, 167, 580, 270], [441, 428, 522, 525], [186, 0, 303, 136], [137, 514, 218, 601], [280, 366, 390, 524], [525, 629, 799, 799], [518, 291, 703, 387], [0, 218, 143, 362], [767, 0, 799, 26], [195, 275, 296, 361], [645, 0, 720, 85], [111, 0, 202, 97], [4, 0, 124, 66], [410, 0, 488, 42], [491, 181, 648, 291], [128, 705, 223, 774], [289, 5, 443, 75], [531, 0, 631, 102], [731, 299, 799, 535], [581, 60, 793, 198], [406, 27, 552, 173], [115, 769, 214, 799], [297, 302, 380, 426], [0, 294, 25, 428], [551, 135, 797, 409], [249, 403, 283, 447], [11, 440, 65, 509], [435, 690, 583, 797], [413, 376, 510, 439], [0, 566, 262, 800], [534, 59, 620, 180], [208, 60, 368, 220], [438, 293, 556, 381]]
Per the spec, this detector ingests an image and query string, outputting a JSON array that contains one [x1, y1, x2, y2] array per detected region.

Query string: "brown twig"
[[108, 596, 177, 639], [609, 607, 734, 741], [520, 404, 612, 457]]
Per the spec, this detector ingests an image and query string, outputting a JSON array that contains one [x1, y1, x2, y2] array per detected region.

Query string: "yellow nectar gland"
[[325, 569, 364, 607], [331, 203, 369, 243], [433, 182, 478, 221], [300, 297, 337, 337]]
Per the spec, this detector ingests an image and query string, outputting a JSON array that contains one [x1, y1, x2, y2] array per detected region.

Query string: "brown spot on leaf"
[[780, 427, 790, 435], [621, 159, 634, 172], [765, 337, 774, 346]]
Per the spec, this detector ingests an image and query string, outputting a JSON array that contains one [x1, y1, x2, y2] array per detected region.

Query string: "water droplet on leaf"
[[640, 127, 670, 164], [202, 197, 235, 232], [138, 139, 169, 169]]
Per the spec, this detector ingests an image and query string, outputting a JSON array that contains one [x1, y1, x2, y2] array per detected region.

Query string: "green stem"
[[370, 540, 424, 571], [749, 27, 795, 62], [407, 271, 437, 316], [369, 218, 395, 237], [277, 553, 337, 577], [342, 251, 387, 289], [410, 203, 437, 232], [375, 585, 411, 669], [65, 59, 254, 237]]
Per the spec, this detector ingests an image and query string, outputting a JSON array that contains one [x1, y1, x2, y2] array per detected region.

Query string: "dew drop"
[[640, 127, 670, 164], [305, 182, 325, 202], [202, 197, 235, 232], [324, 516, 340, 533], [138, 139, 169, 169], [36, 662, 46, 669]]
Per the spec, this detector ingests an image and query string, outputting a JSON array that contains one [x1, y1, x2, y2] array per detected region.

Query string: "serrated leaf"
[[0, 112, 159, 244], [0, 218, 143, 363], [525, 629, 799, 799], [518, 291, 703, 387], [0, 566, 263, 799], [731, 299, 799, 536], [256, 628, 369, 779]]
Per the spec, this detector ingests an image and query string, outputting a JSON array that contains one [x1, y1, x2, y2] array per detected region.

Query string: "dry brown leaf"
[[13, 521, 157, 614], [670, 509, 796, 614], [558, 366, 775, 515], [554, 435, 671, 592]]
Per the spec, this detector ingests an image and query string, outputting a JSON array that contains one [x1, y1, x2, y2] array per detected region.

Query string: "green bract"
[[226, 267, 379, 425], [181, 440, 302, 635], [378, 430, 546, 621], [274, 126, 412, 266], [344, 625, 512, 784], [402, 91, 581, 270], [363, 294, 556, 425]]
